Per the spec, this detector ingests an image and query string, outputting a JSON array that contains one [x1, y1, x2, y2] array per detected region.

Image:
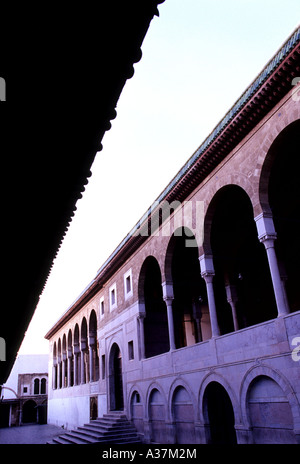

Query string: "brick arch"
[[138, 255, 162, 303], [164, 226, 199, 284], [255, 114, 300, 217], [201, 180, 255, 256]]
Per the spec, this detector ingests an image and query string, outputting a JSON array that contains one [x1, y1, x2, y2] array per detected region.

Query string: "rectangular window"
[[128, 340, 134, 360], [100, 297, 105, 317], [109, 283, 117, 311], [111, 288, 116, 306], [126, 275, 131, 294], [124, 269, 133, 300]]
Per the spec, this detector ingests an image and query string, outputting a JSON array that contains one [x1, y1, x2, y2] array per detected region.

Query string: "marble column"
[[225, 284, 239, 331], [137, 314, 146, 360], [162, 282, 176, 351], [255, 213, 289, 316], [199, 255, 220, 337]]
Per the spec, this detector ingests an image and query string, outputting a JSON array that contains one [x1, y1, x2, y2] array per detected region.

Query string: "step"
[[52, 434, 88, 445], [79, 426, 137, 437], [47, 412, 141, 444], [91, 417, 129, 426], [103, 413, 127, 419], [77, 427, 137, 439], [85, 422, 134, 432], [64, 431, 99, 444]]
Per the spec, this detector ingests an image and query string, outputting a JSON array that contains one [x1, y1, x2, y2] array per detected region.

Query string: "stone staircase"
[[47, 412, 142, 444]]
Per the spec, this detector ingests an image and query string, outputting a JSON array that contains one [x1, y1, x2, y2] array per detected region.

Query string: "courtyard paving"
[[0, 423, 63, 444]]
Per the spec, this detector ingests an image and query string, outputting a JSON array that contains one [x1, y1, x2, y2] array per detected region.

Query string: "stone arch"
[[202, 182, 255, 256], [40, 377, 47, 395], [240, 364, 300, 441], [165, 227, 207, 347], [80, 317, 88, 384], [108, 342, 124, 411], [33, 377, 40, 395], [255, 113, 300, 216], [147, 384, 167, 443], [89, 309, 99, 382], [62, 333, 67, 388], [202, 184, 276, 333], [145, 382, 167, 420], [199, 371, 241, 425], [67, 329, 74, 387], [73, 323, 80, 385], [258, 119, 300, 313], [199, 373, 238, 444], [138, 255, 169, 358], [22, 399, 37, 424], [168, 377, 197, 422], [57, 338, 62, 388], [129, 386, 144, 436], [169, 379, 197, 444]]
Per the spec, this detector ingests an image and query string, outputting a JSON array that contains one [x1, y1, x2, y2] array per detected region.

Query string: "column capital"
[[254, 212, 277, 243], [259, 234, 277, 249], [89, 336, 96, 347], [225, 284, 238, 303], [199, 254, 215, 278], [201, 272, 215, 284], [163, 296, 174, 305], [161, 281, 174, 300]]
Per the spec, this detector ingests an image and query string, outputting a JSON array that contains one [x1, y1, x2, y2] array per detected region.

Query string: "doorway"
[[22, 400, 37, 424], [203, 382, 237, 444], [109, 343, 124, 411]]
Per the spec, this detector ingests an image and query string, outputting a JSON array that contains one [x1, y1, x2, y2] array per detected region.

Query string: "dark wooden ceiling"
[[0, 1, 165, 383]]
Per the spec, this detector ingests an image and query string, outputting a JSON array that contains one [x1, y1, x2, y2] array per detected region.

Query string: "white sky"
[[19, 0, 300, 355]]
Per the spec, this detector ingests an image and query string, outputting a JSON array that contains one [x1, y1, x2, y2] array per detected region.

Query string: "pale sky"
[[19, 0, 300, 356]]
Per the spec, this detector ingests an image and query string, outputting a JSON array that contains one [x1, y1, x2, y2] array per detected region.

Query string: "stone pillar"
[[192, 299, 202, 342], [165, 298, 176, 350], [57, 361, 61, 388], [137, 313, 146, 360], [80, 349, 85, 384], [89, 343, 94, 382], [255, 213, 289, 316], [73, 343, 79, 385], [199, 255, 220, 337], [225, 284, 239, 331], [67, 354, 72, 387], [73, 353, 78, 385], [52, 364, 57, 390], [162, 282, 176, 351], [62, 357, 66, 387]]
